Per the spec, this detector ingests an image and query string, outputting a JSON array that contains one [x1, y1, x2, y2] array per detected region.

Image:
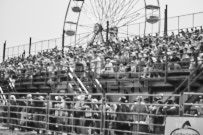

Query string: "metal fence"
[[0, 93, 184, 135], [123, 11, 203, 37], [0, 92, 202, 134], [2, 11, 203, 62]]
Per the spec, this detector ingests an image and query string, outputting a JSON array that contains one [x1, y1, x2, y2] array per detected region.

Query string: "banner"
[[165, 117, 203, 135]]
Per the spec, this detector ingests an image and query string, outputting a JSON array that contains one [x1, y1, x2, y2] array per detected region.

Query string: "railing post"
[[102, 93, 106, 135], [188, 75, 191, 92], [46, 93, 50, 132], [3, 41, 6, 62], [29, 37, 32, 55], [164, 52, 168, 83], [7, 93, 10, 129], [181, 93, 186, 116], [100, 94, 104, 134]]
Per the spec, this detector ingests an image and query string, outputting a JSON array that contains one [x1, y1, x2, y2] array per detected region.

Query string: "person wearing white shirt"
[[104, 58, 114, 73], [91, 54, 102, 78]]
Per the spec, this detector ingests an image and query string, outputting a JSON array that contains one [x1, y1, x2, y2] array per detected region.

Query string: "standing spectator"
[[115, 96, 130, 135], [32, 95, 45, 134], [130, 96, 149, 135], [163, 99, 179, 115], [9, 95, 18, 130], [92, 53, 102, 78]]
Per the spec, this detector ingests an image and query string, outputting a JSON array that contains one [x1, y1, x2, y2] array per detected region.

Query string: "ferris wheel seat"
[[72, 6, 81, 12], [146, 5, 160, 10], [147, 16, 160, 24], [65, 30, 76, 36], [65, 21, 77, 25]]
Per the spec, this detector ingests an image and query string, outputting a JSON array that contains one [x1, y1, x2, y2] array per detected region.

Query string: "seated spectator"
[[169, 52, 182, 70], [103, 58, 114, 73], [152, 57, 164, 78], [142, 58, 154, 78]]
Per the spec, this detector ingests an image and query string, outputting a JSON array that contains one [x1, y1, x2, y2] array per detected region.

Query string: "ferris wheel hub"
[[94, 23, 103, 34]]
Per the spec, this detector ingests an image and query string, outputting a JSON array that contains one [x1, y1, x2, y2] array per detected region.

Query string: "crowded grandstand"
[[0, 0, 203, 135], [0, 26, 203, 135]]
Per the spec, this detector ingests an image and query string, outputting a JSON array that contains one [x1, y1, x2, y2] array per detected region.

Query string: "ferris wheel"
[[62, 0, 160, 49]]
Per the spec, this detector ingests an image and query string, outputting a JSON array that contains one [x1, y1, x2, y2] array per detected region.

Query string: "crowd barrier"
[[0, 93, 202, 135]]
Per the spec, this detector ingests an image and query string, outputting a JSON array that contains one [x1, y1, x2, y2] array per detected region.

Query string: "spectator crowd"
[[0, 27, 203, 135], [0, 27, 203, 81]]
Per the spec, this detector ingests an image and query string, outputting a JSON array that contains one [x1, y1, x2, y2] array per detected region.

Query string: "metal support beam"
[[106, 21, 109, 46], [164, 5, 168, 36], [3, 41, 6, 62], [29, 37, 32, 55]]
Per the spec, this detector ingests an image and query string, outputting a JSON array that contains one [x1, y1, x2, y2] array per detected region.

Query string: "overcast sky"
[[0, 0, 203, 60]]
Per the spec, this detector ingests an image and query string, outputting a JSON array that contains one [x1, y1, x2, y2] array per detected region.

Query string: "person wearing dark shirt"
[[169, 52, 181, 70], [170, 52, 181, 62]]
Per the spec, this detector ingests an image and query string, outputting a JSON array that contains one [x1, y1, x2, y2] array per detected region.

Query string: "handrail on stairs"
[[164, 61, 203, 103], [0, 86, 7, 104], [68, 67, 88, 94]]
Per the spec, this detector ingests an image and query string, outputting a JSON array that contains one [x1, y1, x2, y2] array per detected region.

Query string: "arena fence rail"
[[1, 93, 202, 135]]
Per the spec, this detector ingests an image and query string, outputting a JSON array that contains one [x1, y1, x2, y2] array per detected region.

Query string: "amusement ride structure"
[[62, 0, 160, 49]]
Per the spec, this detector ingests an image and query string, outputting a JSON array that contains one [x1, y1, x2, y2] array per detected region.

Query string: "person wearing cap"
[[115, 96, 130, 135], [9, 95, 17, 130], [104, 58, 114, 73]]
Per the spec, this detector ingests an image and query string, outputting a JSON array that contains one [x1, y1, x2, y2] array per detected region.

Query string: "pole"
[[164, 5, 168, 36], [3, 41, 6, 62], [29, 37, 32, 55], [62, 30, 65, 54], [106, 21, 109, 46]]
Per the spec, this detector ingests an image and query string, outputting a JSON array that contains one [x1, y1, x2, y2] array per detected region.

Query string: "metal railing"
[[0, 92, 191, 135], [183, 93, 203, 117], [1, 52, 203, 94], [2, 11, 203, 62], [0, 93, 202, 134]]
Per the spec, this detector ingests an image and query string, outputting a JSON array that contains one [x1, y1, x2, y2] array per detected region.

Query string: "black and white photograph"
[[0, 0, 203, 135]]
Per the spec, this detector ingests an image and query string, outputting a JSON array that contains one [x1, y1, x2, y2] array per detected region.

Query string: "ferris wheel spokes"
[[63, 0, 161, 49]]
